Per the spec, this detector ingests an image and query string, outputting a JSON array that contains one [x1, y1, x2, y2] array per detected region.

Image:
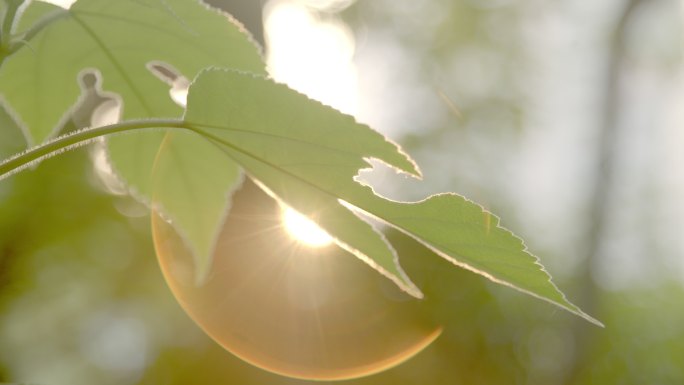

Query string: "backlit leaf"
[[183, 68, 601, 325], [151, 131, 242, 284], [0, 0, 264, 194], [0, 0, 265, 282]]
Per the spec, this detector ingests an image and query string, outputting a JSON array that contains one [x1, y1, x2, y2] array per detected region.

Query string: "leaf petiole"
[[0, 118, 186, 180]]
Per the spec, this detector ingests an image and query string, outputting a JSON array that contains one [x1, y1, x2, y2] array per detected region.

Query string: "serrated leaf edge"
[[192, 67, 422, 179], [250, 178, 424, 299], [344, 185, 604, 327], [150, 137, 246, 285]]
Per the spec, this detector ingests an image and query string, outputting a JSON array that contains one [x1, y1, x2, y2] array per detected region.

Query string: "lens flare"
[[282, 207, 333, 247], [152, 180, 441, 380]]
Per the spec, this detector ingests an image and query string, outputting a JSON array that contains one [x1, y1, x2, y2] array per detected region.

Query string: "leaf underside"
[[182, 68, 602, 326], [0, 0, 265, 281]]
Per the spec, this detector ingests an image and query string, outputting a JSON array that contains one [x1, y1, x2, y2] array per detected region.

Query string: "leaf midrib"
[[188, 123, 562, 305], [186, 123, 501, 271], [191, 121, 416, 173]]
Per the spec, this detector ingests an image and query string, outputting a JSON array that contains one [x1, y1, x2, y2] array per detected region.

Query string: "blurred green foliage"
[[1, 0, 683, 384]]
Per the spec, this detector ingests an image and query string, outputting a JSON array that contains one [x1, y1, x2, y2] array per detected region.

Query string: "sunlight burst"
[[282, 207, 333, 247]]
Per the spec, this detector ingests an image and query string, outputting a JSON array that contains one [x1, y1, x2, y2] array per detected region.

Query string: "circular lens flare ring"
[[282, 207, 334, 247], [151, 180, 442, 381]]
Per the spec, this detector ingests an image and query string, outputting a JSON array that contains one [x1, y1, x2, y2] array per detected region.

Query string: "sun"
[[282, 207, 333, 247]]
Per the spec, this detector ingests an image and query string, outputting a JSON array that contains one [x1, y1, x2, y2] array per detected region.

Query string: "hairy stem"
[[0, 119, 185, 180]]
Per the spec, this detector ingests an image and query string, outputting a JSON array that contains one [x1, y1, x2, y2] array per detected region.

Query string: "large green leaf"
[[0, 0, 265, 283], [0, 0, 264, 191], [182, 68, 601, 325]]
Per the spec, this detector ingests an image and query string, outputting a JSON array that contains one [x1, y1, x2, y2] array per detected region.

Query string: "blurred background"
[[1, 0, 683, 384]]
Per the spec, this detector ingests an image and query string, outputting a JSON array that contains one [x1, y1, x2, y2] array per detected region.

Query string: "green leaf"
[[0, 0, 264, 282], [183, 68, 601, 326], [0, 106, 25, 160], [184, 68, 423, 297], [151, 130, 242, 284], [0, 0, 265, 195], [15, 0, 63, 35]]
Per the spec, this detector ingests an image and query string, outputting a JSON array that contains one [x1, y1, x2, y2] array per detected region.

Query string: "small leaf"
[[183, 68, 601, 325]]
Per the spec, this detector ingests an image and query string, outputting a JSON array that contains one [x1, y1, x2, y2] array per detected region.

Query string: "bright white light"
[[300, 0, 356, 12], [169, 79, 189, 108], [282, 207, 333, 247], [40, 0, 76, 8], [265, 0, 356, 249], [265, 0, 358, 115]]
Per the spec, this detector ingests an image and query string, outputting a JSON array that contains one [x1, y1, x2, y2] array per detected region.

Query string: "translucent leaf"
[[15, 1, 63, 35], [0, 107, 25, 160], [183, 68, 601, 326], [0, 0, 264, 280], [0, 0, 265, 195], [151, 131, 242, 284]]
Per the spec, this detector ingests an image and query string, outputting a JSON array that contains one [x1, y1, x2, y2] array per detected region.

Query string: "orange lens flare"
[[152, 180, 441, 380]]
